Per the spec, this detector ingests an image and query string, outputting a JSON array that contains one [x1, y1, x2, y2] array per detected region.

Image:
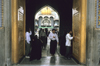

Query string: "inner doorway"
[[33, 5, 60, 57], [34, 6, 60, 38]]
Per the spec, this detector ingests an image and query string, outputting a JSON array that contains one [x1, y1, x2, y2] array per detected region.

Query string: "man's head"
[[34, 35, 37, 39], [52, 29, 56, 33], [69, 31, 73, 34], [29, 28, 31, 32]]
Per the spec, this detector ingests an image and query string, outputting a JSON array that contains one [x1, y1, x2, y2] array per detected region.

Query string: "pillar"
[[39, 16, 42, 28], [4, 0, 11, 66], [35, 20, 38, 29], [54, 20, 59, 29], [50, 17, 54, 28], [86, 0, 100, 66]]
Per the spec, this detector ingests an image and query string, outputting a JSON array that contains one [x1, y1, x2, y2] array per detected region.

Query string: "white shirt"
[[26, 31, 32, 44], [49, 32, 59, 42], [65, 33, 73, 46]]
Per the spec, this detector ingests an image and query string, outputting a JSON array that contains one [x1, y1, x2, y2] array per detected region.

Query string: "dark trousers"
[[44, 37, 47, 49], [65, 46, 71, 58], [50, 40, 57, 55], [41, 36, 46, 49], [25, 41, 31, 56]]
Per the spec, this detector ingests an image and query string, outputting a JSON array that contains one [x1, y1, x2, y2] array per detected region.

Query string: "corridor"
[[12, 38, 80, 66]]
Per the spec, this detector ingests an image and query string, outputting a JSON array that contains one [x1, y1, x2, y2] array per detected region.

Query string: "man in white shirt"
[[65, 31, 73, 60], [49, 29, 59, 56], [25, 28, 32, 57]]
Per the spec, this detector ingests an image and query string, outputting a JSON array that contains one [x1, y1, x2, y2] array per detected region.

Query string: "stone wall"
[[0, 29, 5, 66], [0, 0, 11, 66], [86, 0, 100, 66]]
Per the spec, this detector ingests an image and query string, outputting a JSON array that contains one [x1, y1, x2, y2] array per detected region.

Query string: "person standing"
[[49, 29, 59, 56], [45, 28, 48, 36], [25, 28, 32, 58], [40, 29, 47, 49], [65, 31, 73, 60], [30, 35, 43, 61], [39, 28, 42, 38], [45, 28, 48, 49]]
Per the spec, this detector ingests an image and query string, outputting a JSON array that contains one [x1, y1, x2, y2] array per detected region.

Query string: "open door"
[[72, 0, 87, 64], [11, 0, 26, 64]]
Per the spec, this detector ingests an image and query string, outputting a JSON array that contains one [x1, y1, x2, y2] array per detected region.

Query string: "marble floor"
[[12, 38, 84, 66]]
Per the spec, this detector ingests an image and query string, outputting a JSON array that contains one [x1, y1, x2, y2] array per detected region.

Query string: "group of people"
[[25, 28, 74, 61], [25, 28, 43, 61]]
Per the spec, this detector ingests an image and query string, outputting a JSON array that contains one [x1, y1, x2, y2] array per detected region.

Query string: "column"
[[35, 20, 38, 29], [4, 0, 11, 66], [86, 0, 99, 66], [50, 17, 54, 28], [39, 16, 42, 28], [11, 0, 18, 64], [54, 20, 59, 29]]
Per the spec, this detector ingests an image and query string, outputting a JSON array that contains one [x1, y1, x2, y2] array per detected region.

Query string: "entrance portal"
[[11, 0, 87, 65], [34, 6, 60, 37]]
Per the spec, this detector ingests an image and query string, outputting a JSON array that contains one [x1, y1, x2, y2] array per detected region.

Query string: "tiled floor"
[[19, 56, 78, 65], [13, 46, 79, 66], [12, 38, 82, 66]]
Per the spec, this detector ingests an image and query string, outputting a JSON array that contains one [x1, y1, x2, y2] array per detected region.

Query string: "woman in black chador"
[[30, 35, 43, 61]]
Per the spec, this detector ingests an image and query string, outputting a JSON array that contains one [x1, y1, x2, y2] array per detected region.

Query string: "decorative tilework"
[[0, 0, 2, 27], [0, 0, 3, 29], [96, 0, 100, 28]]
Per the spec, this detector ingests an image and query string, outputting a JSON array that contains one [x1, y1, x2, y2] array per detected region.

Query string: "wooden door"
[[72, 0, 87, 64], [11, 0, 26, 64]]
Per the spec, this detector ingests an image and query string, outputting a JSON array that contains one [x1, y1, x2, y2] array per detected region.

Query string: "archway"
[[34, 5, 60, 37], [11, 0, 87, 65]]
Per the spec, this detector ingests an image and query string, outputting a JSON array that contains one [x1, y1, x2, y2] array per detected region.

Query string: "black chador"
[[30, 36, 42, 61]]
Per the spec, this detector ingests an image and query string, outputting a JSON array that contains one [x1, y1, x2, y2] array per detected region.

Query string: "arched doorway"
[[34, 5, 60, 37], [11, 0, 87, 65]]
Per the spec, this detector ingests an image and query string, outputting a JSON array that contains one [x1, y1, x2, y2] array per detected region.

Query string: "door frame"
[[11, 0, 26, 64]]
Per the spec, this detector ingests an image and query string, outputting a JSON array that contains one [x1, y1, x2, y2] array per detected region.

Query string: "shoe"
[[25, 56, 30, 58]]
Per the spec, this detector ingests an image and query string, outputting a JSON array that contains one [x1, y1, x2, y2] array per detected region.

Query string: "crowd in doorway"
[[25, 28, 74, 61]]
